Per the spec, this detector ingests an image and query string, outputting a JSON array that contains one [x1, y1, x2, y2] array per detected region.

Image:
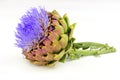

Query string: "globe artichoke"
[[15, 7, 116, 66]]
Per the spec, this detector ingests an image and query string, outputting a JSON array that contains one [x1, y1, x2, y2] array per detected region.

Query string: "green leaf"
[[65, 37, 75, 51], [69, 23, 76, 40], [63, 14, 70, 30], [59, 54, 66, 63]]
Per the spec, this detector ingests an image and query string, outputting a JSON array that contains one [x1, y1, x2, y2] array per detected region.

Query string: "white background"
[[0, 0, 120, 80]]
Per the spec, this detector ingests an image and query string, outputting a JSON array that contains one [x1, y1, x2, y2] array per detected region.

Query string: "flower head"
[[15, 7, 49, 49], [15, 7, 116, 66]]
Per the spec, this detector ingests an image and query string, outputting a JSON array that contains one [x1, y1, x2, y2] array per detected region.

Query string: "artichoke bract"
[[15, 7, 116, 66]]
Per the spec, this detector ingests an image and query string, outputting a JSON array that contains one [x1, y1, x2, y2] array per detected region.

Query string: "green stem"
[[68, 42, 116, 60]]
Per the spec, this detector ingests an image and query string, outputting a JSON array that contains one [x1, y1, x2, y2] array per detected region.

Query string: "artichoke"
[[15, 7, 116, 66]]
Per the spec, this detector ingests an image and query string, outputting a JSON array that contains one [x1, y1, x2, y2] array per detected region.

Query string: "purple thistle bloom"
[[15, 7, 49, 49]]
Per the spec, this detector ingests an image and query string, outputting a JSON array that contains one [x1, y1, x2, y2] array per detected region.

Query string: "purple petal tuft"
[[15, 7, 49, 49]]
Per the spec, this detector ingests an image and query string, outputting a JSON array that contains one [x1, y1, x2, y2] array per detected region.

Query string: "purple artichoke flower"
[[15, 7, 116, 66], [16, 8, 49, 50], [15, 7, 76, 66]]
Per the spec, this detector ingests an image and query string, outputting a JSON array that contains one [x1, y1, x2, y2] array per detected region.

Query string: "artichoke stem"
[[68, 42, 116, 60]]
